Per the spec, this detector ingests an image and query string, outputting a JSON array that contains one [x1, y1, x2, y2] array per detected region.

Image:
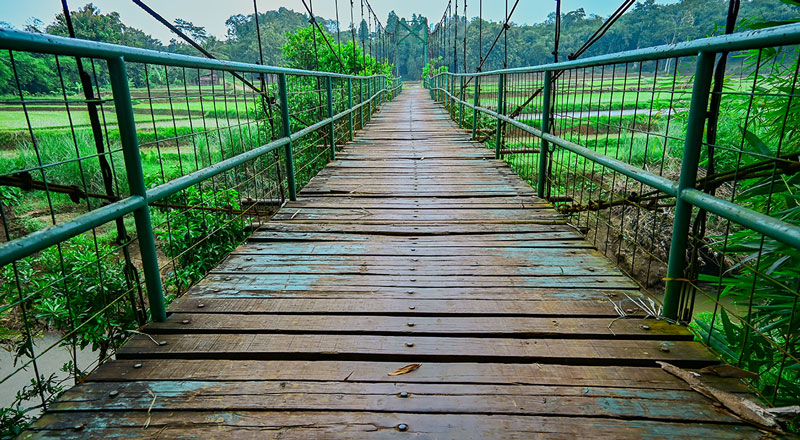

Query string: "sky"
[[3, 0, 679, 43]]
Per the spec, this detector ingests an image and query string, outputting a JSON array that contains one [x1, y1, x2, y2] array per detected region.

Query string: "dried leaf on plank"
[[388, 363, 421, 376]]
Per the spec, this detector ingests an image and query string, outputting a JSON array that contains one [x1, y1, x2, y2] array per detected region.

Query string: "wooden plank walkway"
[[23, 85, 763, 439]]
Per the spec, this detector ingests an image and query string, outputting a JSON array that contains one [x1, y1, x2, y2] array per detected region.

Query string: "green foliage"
[[282, 25, 392, 76], [156, 186, 247, 292], [223, 7, 313, 65], [422, 56, 449, 79], [0, 233, 140, 363], [691, 8, 800, 407], [0, 374, 63, 440]]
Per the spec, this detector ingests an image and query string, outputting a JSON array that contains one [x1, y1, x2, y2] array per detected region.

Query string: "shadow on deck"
[[22, 86, 763, 439]]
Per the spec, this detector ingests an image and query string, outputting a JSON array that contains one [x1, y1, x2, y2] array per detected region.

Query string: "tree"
[[173, 18, 208, 43], [282, 25, 392, 76]]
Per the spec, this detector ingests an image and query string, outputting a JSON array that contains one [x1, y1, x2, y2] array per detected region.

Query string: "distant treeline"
[[391, 0, 799, 79], [1, 0, 797, 92]]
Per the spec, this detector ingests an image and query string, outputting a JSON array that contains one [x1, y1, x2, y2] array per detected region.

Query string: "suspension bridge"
[[2, 0, 800, 438], [11, 82, 765, 439]]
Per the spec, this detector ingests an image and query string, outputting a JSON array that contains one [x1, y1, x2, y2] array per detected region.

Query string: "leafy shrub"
[[156, 186, 247, 293]]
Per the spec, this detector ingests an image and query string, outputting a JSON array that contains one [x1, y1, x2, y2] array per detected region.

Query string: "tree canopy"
[[1, 0, 798, 91]]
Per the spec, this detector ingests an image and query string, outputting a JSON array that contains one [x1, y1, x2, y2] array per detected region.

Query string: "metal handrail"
[[434, 22, 800, 77], [426, 23, 800, 320], [0, 29, 403, 321], [0, 29, 388, 80]]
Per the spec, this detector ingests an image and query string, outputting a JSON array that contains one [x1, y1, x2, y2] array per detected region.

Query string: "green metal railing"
[[427, 23, 800, 405], [0, 28, 402, 420], [0, 28, 401, 319]]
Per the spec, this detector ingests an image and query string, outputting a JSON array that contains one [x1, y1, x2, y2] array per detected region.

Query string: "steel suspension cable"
[[474, 0, 519, 75], [360, 0, 366, 70], [568, 0, 635, 60], [307, 0, 320, 70], [476, 0, 637, 142], [454, 0, 458, 73], [463, 0, 467, 73], [350, 0, 357, 73], [504, 0, 508, 68], [335, 0, 343, 62], [553, 0, 561, 62], [252, 0, 284, 200], [300, 0, 347, 72], [478, 0, 482, 72]]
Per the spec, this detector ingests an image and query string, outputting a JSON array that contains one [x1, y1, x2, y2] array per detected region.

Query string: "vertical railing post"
[[537, 70, 553, 198], [367, 77, 372, 122], [663, 51, 715, 321], [347, 78, 354, 141], [326, 76, 336, 160], [444, 75, 448, 111], [278, 73, 297, 201], [495, 73, 505, 159], [440, 75, 444, 102], [452, 75, 457, 120], [449, 75, 455, 119], [471, 75, 480, 139], [107, 57, 166, 322], [459, 76, 465, 128], [359, 77, 365, 129]]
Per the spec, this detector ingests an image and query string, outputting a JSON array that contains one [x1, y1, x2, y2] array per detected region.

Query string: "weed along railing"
[[428, 23, 800, 405], [0, 28, 400, 424]]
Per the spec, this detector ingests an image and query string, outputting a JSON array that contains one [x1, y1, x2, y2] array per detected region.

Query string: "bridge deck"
[[24, 86, 761, 438]]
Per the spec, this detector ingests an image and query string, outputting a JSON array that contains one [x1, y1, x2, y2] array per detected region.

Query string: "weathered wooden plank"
[[87, 360, 748, 392], [50, 380, 740, 423], [117, 333, 717, 367], [198, 273, 639, 291], [272, 208, 564, 221], [256, 222, 576, 235], [168, 297, 640, 316], [248, 231, 584, 242], [23, 411, 762, 439], [232, 243, 605, 255], [147, 314, 689, 339], [213, 257, 623, 277]]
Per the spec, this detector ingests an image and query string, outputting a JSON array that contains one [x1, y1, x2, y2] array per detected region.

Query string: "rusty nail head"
[[398, 424, 408, 431]]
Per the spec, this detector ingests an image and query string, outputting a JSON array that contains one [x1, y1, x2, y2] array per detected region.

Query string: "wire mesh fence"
[[429, 26, 800, 406], [0, 30, 400, 430]]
